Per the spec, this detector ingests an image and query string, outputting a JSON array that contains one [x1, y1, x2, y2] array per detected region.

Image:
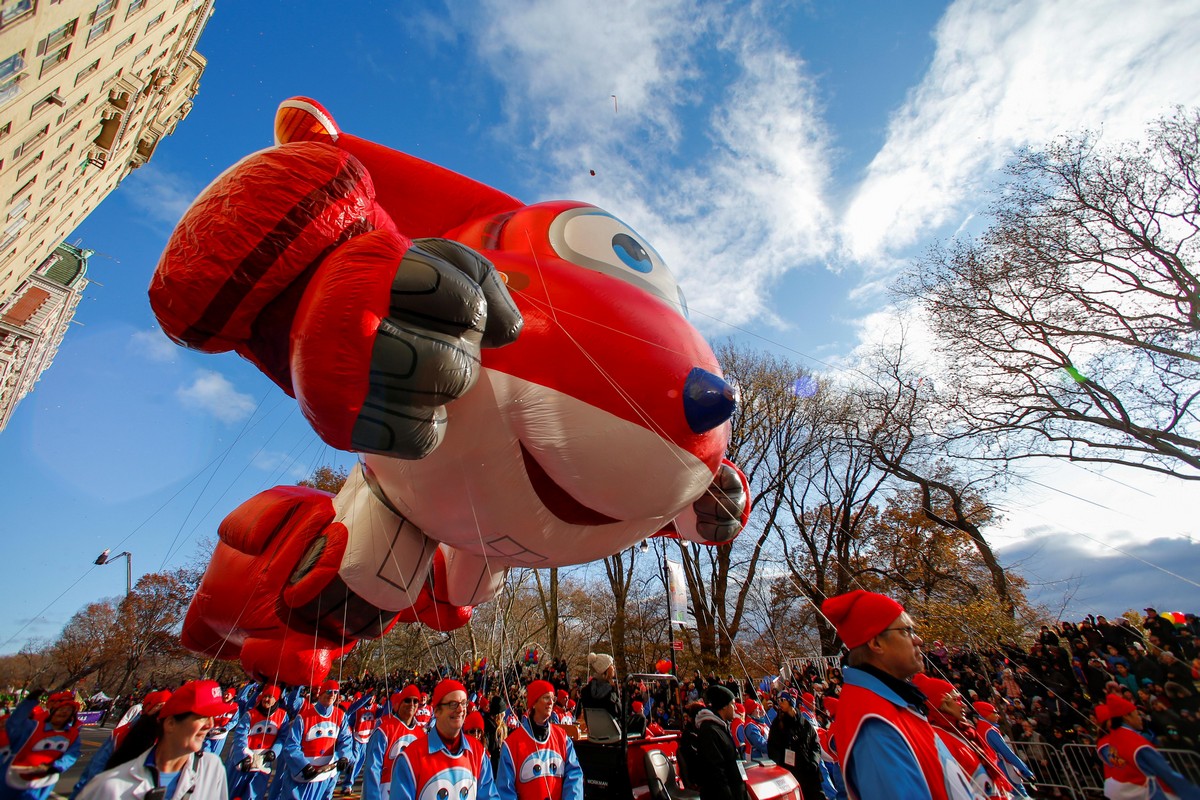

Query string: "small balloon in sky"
[[589, 169, 596, 176], [791, 375, 818, 398]]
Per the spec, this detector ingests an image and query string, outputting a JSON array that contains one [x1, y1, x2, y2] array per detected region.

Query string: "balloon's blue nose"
[[682, 368, 737, 433]]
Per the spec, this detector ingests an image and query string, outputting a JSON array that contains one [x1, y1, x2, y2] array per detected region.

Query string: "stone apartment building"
[[0, 0, 211, 429]]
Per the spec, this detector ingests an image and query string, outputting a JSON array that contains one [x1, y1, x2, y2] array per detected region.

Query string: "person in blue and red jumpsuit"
[[277, 680, 352, 800], [228, 684, 289, 800], [497, 680, 583, 800], [741, 700, 769, 761], [817, 697, 847, 800], [2, 690, 83, 800], [205, 686, 240, 755], [336, 692, 378, 795], [911, 674, 1012, 800], [1096, 693, 1200, 800], [362, 686, 425, 800], [971, 703, 1033, 798], [822, 590, 984, 800], [390, 679, 497, 800]]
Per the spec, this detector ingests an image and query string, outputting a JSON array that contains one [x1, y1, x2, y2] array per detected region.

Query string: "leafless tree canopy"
[[898, 108, 1200, 479]]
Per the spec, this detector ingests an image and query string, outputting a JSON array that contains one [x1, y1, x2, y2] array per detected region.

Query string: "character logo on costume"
[[31, 736, 69, 754], [518, 748, 563, 783], [305, 720, 339, 741], [250, 721, 280, 737], [417, 765, 476, 800], [388, 733, 418, 760]]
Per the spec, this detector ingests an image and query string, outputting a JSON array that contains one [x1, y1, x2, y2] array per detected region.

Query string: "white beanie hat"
[[588, 652, 614, 677]]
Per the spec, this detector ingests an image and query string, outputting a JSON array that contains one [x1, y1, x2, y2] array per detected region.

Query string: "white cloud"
[[176, 369, 255, 423], [466, 0, 835, 330], [123, 164, 202, 229], [129, 328, 178, 363], [252, 449, 311, 480], [841, 0, 1200, 266]]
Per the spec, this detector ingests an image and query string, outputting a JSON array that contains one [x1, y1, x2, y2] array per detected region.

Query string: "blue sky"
[[3, 0, 1200, 653]]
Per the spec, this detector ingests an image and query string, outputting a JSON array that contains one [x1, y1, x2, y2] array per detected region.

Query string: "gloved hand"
[[337, 757, 350, 772], [238, 757, 252, 772], [301, 765, 319, 780], [262, 751, 276, 764]]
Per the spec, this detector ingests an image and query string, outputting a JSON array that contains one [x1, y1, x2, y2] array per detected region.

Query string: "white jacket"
[[77, 747, 228, 800]]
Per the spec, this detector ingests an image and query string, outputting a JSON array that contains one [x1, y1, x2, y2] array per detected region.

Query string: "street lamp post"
[[94, 548, 132, 596]]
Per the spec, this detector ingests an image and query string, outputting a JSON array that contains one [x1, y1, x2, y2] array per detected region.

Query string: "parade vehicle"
[[573, 673, 803, 800]]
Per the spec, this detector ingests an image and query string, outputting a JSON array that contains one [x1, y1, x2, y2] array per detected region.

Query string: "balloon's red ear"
[[275, 96, 525, 239]]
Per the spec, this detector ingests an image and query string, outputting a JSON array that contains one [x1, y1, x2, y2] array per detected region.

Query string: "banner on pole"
[[666, 559, 689, 627]]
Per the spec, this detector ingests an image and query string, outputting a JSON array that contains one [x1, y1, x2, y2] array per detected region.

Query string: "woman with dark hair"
[[1095, 693, 1200, 800], [78, 680, 236, 800]]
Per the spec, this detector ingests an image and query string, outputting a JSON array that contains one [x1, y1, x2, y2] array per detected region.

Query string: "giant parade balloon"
[[149, 97, 751, 684]]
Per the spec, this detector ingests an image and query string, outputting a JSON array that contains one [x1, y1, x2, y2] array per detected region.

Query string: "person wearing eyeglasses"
[[911, 675, 1012, 800], [496, 680, 583, 800], [276, 680, 352, 800], [76, 680, 235, 800], [822, 590, 982, 800], [226, 683, 287, 800], [390, 679, 498, 800], [362, 687, 425, 800]]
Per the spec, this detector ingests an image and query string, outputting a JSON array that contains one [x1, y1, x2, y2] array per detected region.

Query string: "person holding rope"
[[3, 689, 83, 800], [1096, 693, 1200, 800], [390, 679, 498, 800], [496, 680, 582, 800], [226, 683, 288, 800], [971, 702, 1034, 798], [911, 674, 1013, 800], [822, 589, 983, 800], [362, 686, 425, 800], [276, 680, 352, 800]]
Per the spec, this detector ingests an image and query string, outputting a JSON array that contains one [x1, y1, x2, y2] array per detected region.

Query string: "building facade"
[[0, 240, 88, 430], [0, 0, 211, 304]]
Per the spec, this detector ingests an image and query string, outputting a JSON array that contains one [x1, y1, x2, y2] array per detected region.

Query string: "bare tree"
[[898, 108, 1200, 480]]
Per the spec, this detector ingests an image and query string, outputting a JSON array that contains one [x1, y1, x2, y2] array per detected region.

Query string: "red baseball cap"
[[160, 680, 237, 718], [142, 690, 173, 714]]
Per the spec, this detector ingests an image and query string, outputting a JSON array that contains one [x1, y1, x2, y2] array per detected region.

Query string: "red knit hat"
[[526, 680, 555, 710], [46, 691, 79, 712], [431, 679, 467, 708], [743, 699, 759, 716], [912, 674, 956, 707], [823, 697, 838, 718], [398, 685, 421, 702], [821, 591, 904, 648], [801, 692, 815, 708], [633, 701, 645, 713], [464, 711, 485, 733], [1095, 705, 1112, 724], [972, 701, 996, 718], [319, 679, 340, 693], [261, 684, 282, 701], [1105, 694, 1137, 718]]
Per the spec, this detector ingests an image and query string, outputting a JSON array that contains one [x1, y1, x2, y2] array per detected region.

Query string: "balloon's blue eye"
[[612, 233, 652, 273]]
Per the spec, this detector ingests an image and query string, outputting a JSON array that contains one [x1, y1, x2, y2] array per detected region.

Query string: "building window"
[[144, 10, 162, 31], [57, 93, 87, 124], [131, 45, 150, 63], [39, 43, 70, 77], [124, 0, 143, 17], [29, 89, 65, 117], [56, 119, 80, 145], [89, 0, 115, 22], [36, 18, 76, 55], [7, 195, 30, 219], [9, 176, 35, 204], [86, 15, 113, 46], [173, 0, 187, 9], [0, 50, 24, 82], [0, 121, 10, 140], [0, 0, 36, 30], [159, 24, 177, 43], [48, 143, 73, 170], [100, 67, 122, 90], [45, 159, 67, 183], [74, 58, 99, 85], [113, 33, 134, 55], [13, 124, 47, 158], [15, 151, 42, 179]]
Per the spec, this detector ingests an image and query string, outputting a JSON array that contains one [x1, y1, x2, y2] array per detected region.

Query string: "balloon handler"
[[152, 97, 752, 685]]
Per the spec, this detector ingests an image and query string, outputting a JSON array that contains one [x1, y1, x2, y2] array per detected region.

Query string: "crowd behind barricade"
[[0, 607, 1196, 800]]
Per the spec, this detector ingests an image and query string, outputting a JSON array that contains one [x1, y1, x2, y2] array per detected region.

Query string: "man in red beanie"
[[363, 685, 425, 800], [496, 680, 582, 800], [971, 702, 1034, 797], [821, 590, 979, 800], [391, 679, 498, 800], [227, 682, 289, 800], [1096, 693, 1200, 800], [911, 675, 1011, 799], [277, 679, 352, 800]]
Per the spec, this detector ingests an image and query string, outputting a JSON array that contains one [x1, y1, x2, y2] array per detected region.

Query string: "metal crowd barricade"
[[1059, 743, 1104, 795], [783, 656, 842, 683], [1014, 741, 1085, 799], [1162, 748, 1200, 787]]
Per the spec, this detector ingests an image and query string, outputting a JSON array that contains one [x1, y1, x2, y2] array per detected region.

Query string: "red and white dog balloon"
[[151, 98, 749, 683]]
